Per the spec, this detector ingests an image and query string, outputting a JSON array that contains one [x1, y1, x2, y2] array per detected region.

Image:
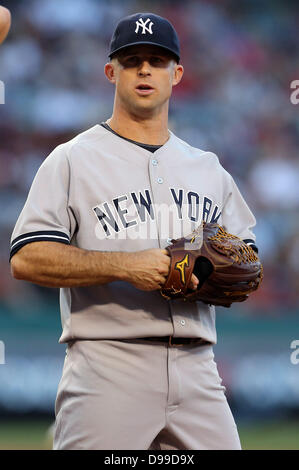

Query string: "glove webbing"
[[208, 226, 259, 264]]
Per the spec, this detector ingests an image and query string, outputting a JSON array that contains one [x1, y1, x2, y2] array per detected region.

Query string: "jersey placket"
[[147, 153, 197, 338], [147, 154, 165, 248]]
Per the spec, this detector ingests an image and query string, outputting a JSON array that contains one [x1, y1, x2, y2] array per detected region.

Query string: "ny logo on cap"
[[135, 18, 154, 35]]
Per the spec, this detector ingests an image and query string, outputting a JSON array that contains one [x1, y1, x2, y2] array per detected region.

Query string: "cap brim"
[[109, 41, 180, 63]]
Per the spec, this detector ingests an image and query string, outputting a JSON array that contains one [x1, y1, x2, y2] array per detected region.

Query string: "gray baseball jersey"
[[10, 124, 257, 345]]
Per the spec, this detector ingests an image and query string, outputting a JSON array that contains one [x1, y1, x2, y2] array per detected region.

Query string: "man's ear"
[[172, 64, 184, 87], [104, 62, 117, 84]]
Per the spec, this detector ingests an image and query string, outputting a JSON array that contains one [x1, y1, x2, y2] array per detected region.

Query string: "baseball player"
[[10, 13, 259, 450], [0, 5, 10, 45]]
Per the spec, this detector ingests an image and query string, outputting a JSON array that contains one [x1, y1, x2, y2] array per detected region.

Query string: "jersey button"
[[152, 159, 158, 166], [180, 319, 186, 326], [157, 177, 163, 184]]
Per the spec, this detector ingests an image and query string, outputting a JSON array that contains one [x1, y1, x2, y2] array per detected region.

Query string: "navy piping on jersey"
[[10, 231, 258, 261], [243, 239, 258, 253], [100, 122, 162, 153], [9, 230, 70, 261]]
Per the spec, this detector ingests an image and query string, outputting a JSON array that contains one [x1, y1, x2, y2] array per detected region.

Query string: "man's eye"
[[124, 57, 139, 66], [120, 56, 168, 67], [150, 57, 168, 66]]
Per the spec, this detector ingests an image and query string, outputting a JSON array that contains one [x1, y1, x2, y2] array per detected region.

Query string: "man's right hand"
[[123, 249, 199, 292]]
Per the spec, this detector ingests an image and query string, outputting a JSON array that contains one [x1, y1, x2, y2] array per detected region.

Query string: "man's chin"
[[128, 103, 157, 118], [131, 98, 166, 117]]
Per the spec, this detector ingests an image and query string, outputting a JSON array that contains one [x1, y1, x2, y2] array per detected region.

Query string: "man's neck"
[[107, 107, 170, 146]]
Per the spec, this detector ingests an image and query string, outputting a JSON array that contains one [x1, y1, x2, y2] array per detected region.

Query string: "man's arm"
[[0, 6, 11, 45], [10, 241, 199, 292], [10, 241, 173, 291]]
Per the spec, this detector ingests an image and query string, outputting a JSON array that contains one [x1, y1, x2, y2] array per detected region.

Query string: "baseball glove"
[[160, 221, 263, 307]]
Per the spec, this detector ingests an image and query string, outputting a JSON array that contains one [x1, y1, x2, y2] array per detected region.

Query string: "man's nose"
[[137, 60, 151, 75]]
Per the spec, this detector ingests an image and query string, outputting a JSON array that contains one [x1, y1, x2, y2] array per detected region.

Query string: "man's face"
[[105, 44, 184, 116]]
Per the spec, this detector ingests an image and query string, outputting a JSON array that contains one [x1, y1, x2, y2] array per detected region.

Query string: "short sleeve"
[[10, 144, 77, 261], [221, 174, 257, 247]]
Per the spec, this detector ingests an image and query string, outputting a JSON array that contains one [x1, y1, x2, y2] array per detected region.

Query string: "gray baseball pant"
[[53, 339, 241, 450]]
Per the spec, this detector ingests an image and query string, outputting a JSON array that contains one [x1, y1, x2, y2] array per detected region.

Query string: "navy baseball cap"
[[109, 12, 180, 63]]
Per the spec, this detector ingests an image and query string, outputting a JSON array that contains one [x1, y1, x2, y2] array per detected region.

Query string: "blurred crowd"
[[0, 0, 298, 314]]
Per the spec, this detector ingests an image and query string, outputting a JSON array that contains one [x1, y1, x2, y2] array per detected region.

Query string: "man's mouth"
[[135, 84, 155, 95]]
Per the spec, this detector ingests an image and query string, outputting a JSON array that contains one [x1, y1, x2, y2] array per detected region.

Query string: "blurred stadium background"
[[0, 0, 298, 450]]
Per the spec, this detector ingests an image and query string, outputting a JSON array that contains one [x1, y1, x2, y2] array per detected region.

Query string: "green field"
[[0, 419, 298, 450], [239, 419, 299, 450], [0, 419, 54, 450]]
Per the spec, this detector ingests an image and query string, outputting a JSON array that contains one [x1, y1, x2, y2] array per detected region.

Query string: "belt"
[[139, 336, 211, 347]]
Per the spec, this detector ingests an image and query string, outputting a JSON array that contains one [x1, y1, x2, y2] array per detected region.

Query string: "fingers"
[[158, 250, 171, 276], [161, 248, 170, 257], [190, 273, 199, 290], [158, 277, 167, 288]]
